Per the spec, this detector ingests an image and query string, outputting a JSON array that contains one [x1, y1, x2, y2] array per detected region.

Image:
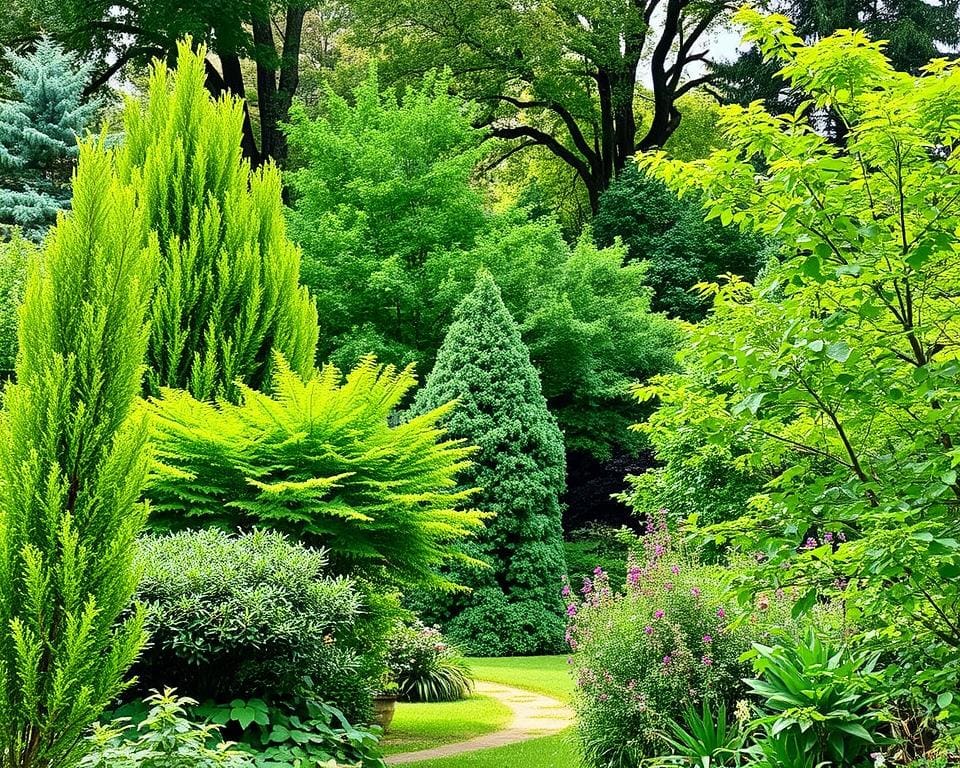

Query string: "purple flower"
[[838, 531, 847, 542], [644, 625, 653, 635], [581, 577, 593, 595], [561, 584, 571, 597], [824, 532, 834, 543], [654, 609, 665, 620], [662, 655, 672, 665], [654, 544, 666, 557], [566, 603, 578, 617], [594, 566, 604, 576], [627, 567, 641, 586], [702, 634, 713, 644], [803, 537, 818, 550]]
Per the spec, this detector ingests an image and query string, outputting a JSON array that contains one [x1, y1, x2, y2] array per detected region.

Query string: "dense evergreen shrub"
[[133, 529, 381, 722], [0, 138, 157, 767], [593, 165, 768, 322], [0, 37, 98, 238], [412, 273, 568, 655], [145, 355, 483, 588], [117, 40, 318, 402]]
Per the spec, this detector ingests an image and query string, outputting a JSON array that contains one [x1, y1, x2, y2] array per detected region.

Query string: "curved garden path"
[[384, 681, 574, 765]]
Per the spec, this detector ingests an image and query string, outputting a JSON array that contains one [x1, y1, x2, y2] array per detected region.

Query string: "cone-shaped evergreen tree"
[[0, 138, 158, 766], [117, 40, 319, 402], [412, 272, 568, 655], [0, 38, 98, 239]]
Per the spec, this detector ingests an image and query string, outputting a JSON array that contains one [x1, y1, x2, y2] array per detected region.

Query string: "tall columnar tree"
[[117, 40, 318, 402], [0, 139, 158, 767], [0, 37, 98, 239], [412, 273, 568, 655]]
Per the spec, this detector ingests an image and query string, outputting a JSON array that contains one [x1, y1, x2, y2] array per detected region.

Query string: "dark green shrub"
[[387, 621, 472, 702], [411, 273, 568, 656], [133, 529, 384, 722], [593, 165, 767, 322]]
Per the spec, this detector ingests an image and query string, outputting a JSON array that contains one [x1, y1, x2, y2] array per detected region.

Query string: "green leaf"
[[826, 341, 851, 363]]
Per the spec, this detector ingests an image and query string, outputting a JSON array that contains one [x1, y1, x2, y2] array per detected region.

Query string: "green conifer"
[[412, 273, 568, 655], [117, 40, 319, 401], [0, 38, 98, 239], [0, 138, 158, 767]]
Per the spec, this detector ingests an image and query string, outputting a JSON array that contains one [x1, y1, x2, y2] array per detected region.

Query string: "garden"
[[0, 1, 959, 766]]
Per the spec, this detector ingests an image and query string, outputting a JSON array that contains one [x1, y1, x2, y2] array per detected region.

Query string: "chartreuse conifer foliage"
[[412, 273, 568, 655], [145, 354, 484, 588], [117, 40, 318, 402], [0, 139, 158, 767]]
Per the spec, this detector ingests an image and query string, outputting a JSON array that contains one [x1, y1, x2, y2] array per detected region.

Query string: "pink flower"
[[716, 608, 727, 619], [662, 655, 672, 665], [566, 603, 578, 617], [691, 587, 701, 597], [671, 564, 680, 575], [644, 625, 653, 635], [654, 544, 666, 557], [702, 634, 713, 644], [702, 655, 713, 666], [664, 582, 674, 591], [594, 566, 604, 576], [654, 609, 665, 620], [561, 584, 571, 597]]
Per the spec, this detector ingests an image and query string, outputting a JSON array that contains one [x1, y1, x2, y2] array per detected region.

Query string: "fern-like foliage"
[[0, 138, 157, 767], [146, 354, 484, 589], [115, 40, 318, 402]]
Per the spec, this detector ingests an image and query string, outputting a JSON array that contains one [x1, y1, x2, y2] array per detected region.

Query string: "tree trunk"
[[204, 54, 262, 165], [253, 4, 307, 165]]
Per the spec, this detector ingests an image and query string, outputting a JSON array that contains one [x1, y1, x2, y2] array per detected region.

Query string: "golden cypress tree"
[[0, 138, 158, 767], [118, 40, 319, 401]]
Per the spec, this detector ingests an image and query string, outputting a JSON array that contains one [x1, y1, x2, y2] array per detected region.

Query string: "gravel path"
[[384, 681, 574, 765]]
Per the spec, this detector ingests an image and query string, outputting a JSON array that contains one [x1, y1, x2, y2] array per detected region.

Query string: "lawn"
[[465, 655, 575, 702], [380, 694, 512, 756], [403, 728, 582, 768]]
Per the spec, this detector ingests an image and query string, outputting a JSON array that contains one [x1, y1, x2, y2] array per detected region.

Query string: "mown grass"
[[465, 655, 575, 702], [404, 728, 582, 768], [380, 694, 512, 756]]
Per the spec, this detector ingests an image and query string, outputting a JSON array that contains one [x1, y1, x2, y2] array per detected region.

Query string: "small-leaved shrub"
[[133, 529, 384, 721], [387, 621, 473, 702], [567, 517, 752, 767]]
